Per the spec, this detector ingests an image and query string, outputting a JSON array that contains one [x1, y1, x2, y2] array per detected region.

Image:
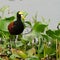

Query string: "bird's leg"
[[15, 35, 18, 44]]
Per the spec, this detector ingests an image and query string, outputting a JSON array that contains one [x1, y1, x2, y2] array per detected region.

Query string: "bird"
[[8, 11, 24, 35]]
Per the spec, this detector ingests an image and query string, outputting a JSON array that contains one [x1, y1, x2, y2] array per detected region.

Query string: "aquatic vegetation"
[[0, 9, 60, 60]]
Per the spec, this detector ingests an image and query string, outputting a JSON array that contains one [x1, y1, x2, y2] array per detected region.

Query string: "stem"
[[38, 36, 40, 58], [56, 39, 58, 60], [59, 42, 60, 59], [44, 43, 45, 58], [24, 44, 26, 51], [44, 43, 46, 58]]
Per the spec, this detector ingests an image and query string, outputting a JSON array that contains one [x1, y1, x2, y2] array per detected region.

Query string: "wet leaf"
[[25, 21, 32, 27], [17, 50, 27, 59], [54, 29, 60, 36], [46, 29, 60, 40], [46, 30, 56, 39], [0, 16, 15, 32], [25, 56, 39, 60], [33, 22, 47, 33], [27, 47, 36, 56]]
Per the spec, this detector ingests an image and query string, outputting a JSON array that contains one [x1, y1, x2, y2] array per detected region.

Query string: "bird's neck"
[[17, 18, 21, 21], [17, 14, 22, 22], [17, 18, 22, 23]]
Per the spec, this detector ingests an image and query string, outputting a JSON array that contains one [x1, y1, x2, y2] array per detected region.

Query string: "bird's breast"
[[8, 22, 14, 31], [8, 21, 24, 35]]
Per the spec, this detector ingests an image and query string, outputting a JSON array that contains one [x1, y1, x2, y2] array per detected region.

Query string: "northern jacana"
[[8, 11, 24, 35]]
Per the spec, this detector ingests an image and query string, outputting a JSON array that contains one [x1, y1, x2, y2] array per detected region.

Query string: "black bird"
[[8, 11, 24, 35]]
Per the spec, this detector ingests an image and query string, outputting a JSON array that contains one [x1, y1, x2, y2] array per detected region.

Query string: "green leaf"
[[32, 14, 38, 23], [21, 38, 29, 44], [33, 22, 47, 33], [46, 30, 56, 39], [30, 56, 39, 60], [9, 54, 19, 60], [27, 47, 36, 57], [0, 20, 9, 32], [16, 41, 23, 48], [17, 50, 27, 59], [41, 34, 51, 41], [25, 21, 32, 27], [54, 29, 60, 36], [45, 41, 56, 55], [0, 57, 3, 60], [38, 44, 44, 54], [46, 30, 60, 40], [0, 16, 15, 32], [25, 56, 39, 60], [0, 31, 2, 37], [5, 16, 15, 21]]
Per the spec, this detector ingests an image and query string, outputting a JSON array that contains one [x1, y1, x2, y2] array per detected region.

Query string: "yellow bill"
[[19, 11, 25, 20]]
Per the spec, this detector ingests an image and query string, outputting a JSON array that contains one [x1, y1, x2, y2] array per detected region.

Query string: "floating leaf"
[[33, 22, 47, 33], [26, 56, 39, 60], [25, 21, 32, 27], [45, 41, 56, 55], [17, 50, 27, 59], [54, 29, 60, 36], [27, 47, 36, 56], [16, 41, 23, 48], [41, 34, 50, 41], [9, 54, 20, 60], [5, 16, 15, 21], [46, 30, 56, 39], [46, 30, 60, 40], [0, 16, 15, 32]]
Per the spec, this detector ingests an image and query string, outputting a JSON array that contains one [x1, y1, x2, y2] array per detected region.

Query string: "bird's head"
[[17, 11, 25, 21]]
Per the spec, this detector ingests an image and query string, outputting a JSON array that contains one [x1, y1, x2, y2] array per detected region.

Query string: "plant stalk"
[[38, 36, 40, 58], [56, 39, 58, 60]]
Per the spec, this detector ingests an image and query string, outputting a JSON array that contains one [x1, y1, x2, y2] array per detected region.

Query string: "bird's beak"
[[19, 11, 25, 20]]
